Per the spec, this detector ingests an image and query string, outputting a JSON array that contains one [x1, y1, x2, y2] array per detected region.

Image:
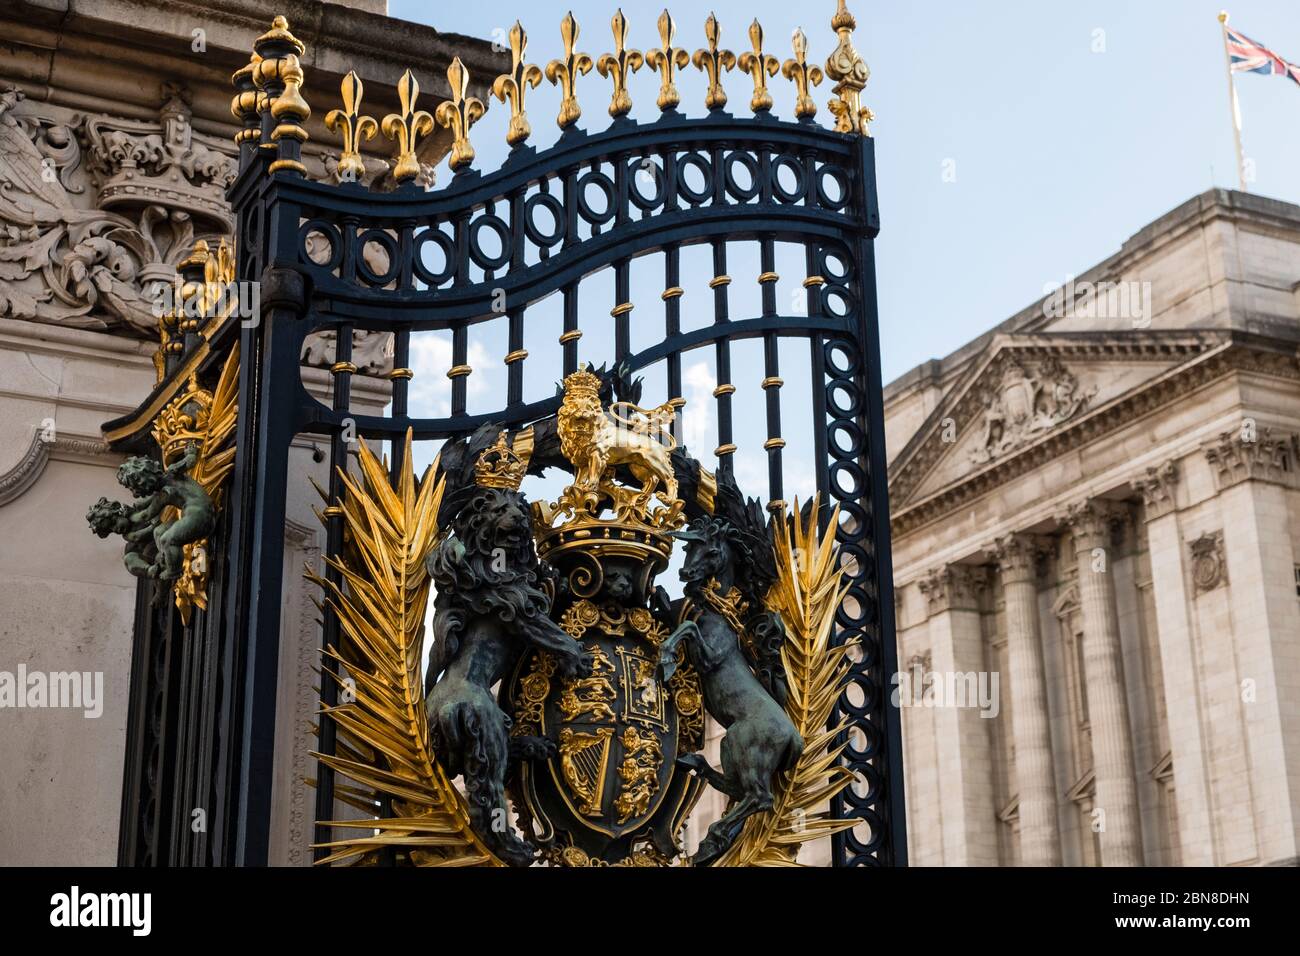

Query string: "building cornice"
[[890, 332, 1300, 538], [883, 188, 1300, 407], [2, 0, 504, 168], [891, 331, 1226, 506]]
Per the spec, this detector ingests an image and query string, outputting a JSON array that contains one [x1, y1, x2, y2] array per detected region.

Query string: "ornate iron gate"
[[111, 3, 904, 866]]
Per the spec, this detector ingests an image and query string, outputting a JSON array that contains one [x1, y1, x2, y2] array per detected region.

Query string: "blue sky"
[[390, 0, 1300, 386]]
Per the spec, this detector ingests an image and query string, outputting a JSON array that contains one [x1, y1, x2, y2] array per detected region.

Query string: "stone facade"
[[888, 189, 1300, 866], [0, 0, 498, 865]]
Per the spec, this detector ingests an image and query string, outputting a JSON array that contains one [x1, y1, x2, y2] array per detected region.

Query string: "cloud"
[[407, 335, 496, 419]]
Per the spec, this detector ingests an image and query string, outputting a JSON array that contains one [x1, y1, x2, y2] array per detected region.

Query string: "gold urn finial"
[[597, 9, 644, 118], [825, 0, 872, 135], [381, 69, 435, 184], [782, 27, 823, 120], [738, 19, 780, 113], [435, 58, 487, 172], [645, 10, 690, 112], [230, 54, 265, 150], [252, 16, 310, 174], [258, 15, 305, 55], [492, 21, 544, 147], [325, 71, 378, 183], [693, 12, 736, 111], [546, 11, 594, 129]]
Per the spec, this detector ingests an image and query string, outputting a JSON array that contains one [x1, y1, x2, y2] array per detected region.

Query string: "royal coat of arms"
[[309, 365, 858, 867]]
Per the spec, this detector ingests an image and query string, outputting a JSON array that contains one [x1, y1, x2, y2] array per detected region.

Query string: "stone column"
[[1204, 428, 1300, 865], [991, 534, 1061, 865], [1065, 500, 1143, 866], [1134, 460, 1215, 865], [917, 564, 999, 865]]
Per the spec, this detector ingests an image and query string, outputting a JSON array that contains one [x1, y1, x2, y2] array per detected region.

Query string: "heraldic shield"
[[507, 561, 707, 863], [503, 368, 707, 864]]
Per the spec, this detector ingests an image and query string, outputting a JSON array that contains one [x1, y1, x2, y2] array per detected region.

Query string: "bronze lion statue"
[[424, 484, 592, 866]]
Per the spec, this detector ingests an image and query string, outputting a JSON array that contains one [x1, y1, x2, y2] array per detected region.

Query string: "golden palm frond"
[[307, 429, 502, 866], [717, 496, 857, 866], [193, 343, 239, 505]]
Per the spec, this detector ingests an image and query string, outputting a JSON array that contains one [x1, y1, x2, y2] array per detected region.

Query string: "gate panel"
[[112, 4, 904, 866]]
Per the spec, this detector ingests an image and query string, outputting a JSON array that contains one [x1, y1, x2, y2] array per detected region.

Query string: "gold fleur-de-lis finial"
[[645, 9, 690, 111], [381, 69, 434, 184], [434, 57, 486, 172], [492, 21, 544, 147], [596, 9, 644, 118], [545, 11, 594, 129], [782, 27, 823, 120], [737, 19, 780, 113], [825, 0, 872, 135], [325, 71, 378, 183], [693, 12, 736, 111]]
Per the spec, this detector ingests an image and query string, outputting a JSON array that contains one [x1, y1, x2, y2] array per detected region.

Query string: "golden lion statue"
[[557, 366, 679, 506]]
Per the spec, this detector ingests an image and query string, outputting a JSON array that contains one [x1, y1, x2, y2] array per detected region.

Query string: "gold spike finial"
[[738, 19, 780, 113], [693, 12, 736, 111], [381, 70, 435, 184], [646, 10, 690, 112], [546, 11, 594, 129], [492, 21, 544, 147], [435, 58, 486, 172], [325, 71, 378, 183], [782, 27, 824, 120], [596, 9, 644, 118], [825, 0, 872, 135]]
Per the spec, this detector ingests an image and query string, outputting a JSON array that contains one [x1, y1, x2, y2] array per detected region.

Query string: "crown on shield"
[[531, 367, 686, 571]]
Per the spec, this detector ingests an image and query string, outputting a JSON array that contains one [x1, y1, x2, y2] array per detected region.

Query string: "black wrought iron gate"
[[116, 5, 905, 867]]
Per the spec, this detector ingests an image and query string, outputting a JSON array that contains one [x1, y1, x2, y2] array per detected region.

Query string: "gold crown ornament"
[[474, 430, 533, 490]]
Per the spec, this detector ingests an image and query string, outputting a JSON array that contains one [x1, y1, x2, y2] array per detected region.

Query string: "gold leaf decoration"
[[717, 496, 858, 866], [150, 342, 240, 625], [309, 430, 502, 866]]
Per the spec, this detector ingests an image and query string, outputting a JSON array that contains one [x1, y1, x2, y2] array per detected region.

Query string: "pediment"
[[889, 333, 1221, 509]]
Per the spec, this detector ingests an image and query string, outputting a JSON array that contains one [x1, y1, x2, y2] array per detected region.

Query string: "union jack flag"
[[1225, 25, 1300, 87]]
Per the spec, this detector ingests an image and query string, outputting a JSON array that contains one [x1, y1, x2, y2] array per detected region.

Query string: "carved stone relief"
[[0, 83, 390, 374], [969, 356, 1097, 465], [1188, 531, 1227, 593]]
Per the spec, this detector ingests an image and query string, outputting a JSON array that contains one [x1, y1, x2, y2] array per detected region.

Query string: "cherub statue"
[[86, 496, 158, 578], [114, 443, 216, 580]]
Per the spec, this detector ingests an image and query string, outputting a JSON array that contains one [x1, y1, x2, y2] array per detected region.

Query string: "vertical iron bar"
[[614, 258, 631, 362], [663, 243, 683, 438], [760, 235, 783, 509], [313, 322, 353, 860], [710, 240, 733, 478], [806, 243, 831, 513], [562, 282, 579, 375]]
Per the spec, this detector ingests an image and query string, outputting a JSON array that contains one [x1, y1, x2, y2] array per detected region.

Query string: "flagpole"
[[1219, 11, 1248, 191]]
